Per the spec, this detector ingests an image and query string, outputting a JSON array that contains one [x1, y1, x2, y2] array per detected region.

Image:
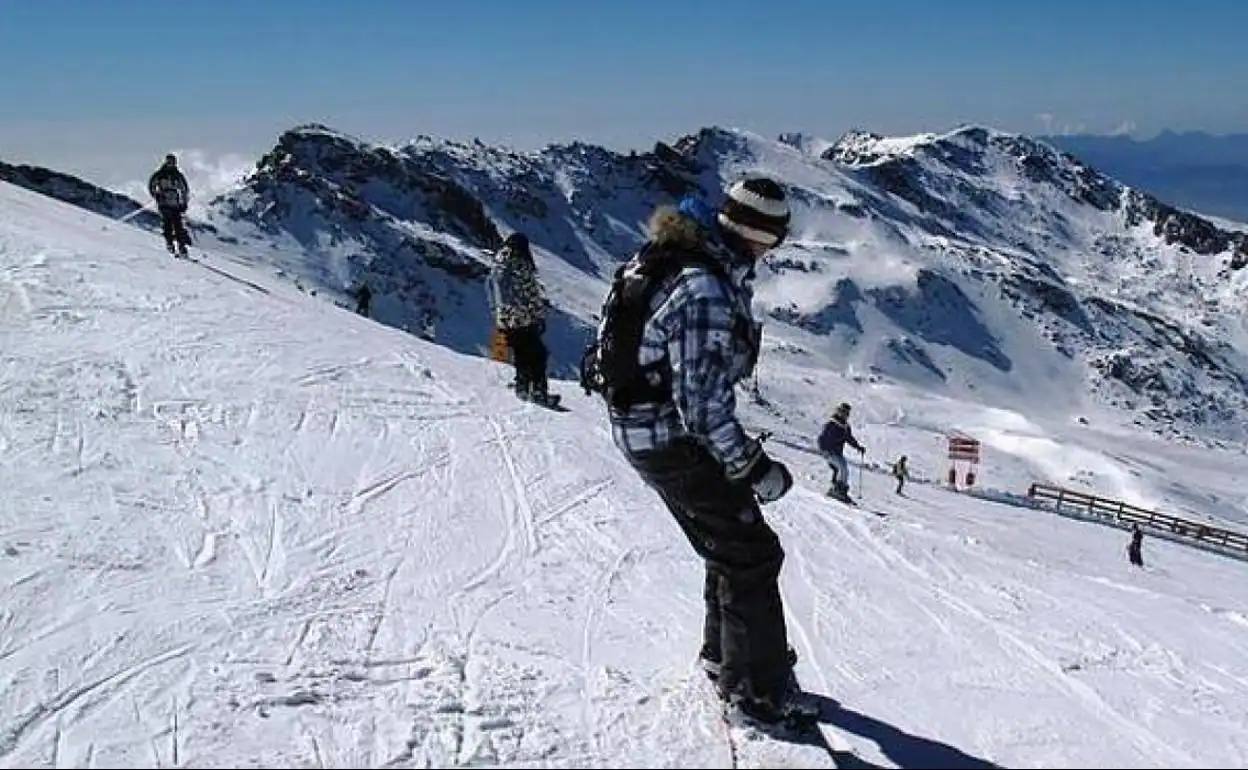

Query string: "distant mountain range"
[[1046, 131, 1248, 223], [4, 123, 1248, 443]]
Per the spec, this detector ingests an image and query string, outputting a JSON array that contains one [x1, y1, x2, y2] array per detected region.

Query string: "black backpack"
[[151, 170, 188, 209], [580, 245, 727, 410]]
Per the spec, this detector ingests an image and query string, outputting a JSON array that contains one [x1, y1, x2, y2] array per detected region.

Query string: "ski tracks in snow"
[[0, 644, 194, 761], [458, 418, 539, 593], [8, 188, 1247, 766], [784, 485, 1199, 767]]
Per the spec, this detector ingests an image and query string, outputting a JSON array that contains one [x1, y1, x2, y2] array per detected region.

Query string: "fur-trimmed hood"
[[647, 206, 705, 251], [643, 206, 753, 286]]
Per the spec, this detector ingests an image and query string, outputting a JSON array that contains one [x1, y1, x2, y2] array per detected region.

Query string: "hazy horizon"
[[3, 0, 1246, 194]]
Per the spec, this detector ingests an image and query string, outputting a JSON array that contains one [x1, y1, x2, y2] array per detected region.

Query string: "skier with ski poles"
[[583, 178, 816, 729], [818, 402, 866, 504], [148, 154, 192, 257]]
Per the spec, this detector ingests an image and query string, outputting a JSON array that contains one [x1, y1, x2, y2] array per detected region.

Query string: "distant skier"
[[488, 232, 557, 406], [148, 154, 191, 257], [892, 455, 909, 495], [588, 178, 816, 729], [1128, 525, 1144, 567], [353, 282, 372, 317], [818, 402, 865, 504]]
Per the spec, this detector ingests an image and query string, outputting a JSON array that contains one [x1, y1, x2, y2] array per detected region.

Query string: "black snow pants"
[[628, 438, 790, 702], [504, 323, 549, 395], [159, 206, 192, 250]]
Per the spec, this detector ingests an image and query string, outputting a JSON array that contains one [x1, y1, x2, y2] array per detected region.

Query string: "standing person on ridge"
[[353, 282, 372, 318], [148, 154, 192, 257], [892, 455, 909, 496], [818, 402, 865, 504], [1128, 525, 1144, 567], [593, 177, 816, 729], [487, 232, 557, 406]]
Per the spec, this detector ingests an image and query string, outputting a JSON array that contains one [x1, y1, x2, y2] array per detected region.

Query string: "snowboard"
[[691, 670, 840, 768], [517, 392, 568, 412]]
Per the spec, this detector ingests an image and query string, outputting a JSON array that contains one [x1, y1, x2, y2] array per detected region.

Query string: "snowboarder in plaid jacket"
[[599, 178, 816, 727]]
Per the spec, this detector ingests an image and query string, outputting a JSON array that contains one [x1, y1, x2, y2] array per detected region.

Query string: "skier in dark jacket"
[[488, 233, 556, 406], [1128, 525, 1144, 567], [353, 282, 372, 317], [601, 178, 814, 728], [818, 402, 865, 503], [148, 154, 191, 257], [892, 455, 909, 495]]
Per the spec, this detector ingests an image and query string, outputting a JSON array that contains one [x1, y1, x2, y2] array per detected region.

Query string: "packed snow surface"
[[3, 182, 1248, 768]]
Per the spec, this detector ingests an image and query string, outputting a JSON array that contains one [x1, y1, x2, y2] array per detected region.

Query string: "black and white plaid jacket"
[[608, 209, 762, 478]]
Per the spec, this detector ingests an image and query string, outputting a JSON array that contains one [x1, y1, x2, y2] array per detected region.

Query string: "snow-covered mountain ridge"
[[200, 122, 1248, 443], [6, 122, 1248, 442]]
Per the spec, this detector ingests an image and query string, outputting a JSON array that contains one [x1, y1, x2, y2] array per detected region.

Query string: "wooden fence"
[[1027, 482, 1248, 557]]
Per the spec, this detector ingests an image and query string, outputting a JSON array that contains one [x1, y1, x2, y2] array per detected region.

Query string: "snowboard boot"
[[699, 649, 720, 683], [724, 680, 820, 732], [166, 241, 177, 255], [530, 390, 561, 408], [525, 378, 560, 408], [701, 646, 799, 687], [513, 374, 531, 400]]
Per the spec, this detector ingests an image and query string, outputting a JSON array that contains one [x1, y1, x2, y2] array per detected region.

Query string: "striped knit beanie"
[[717, 177, 790, 248]]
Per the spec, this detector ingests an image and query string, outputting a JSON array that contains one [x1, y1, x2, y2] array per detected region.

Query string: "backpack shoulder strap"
[[584, 240, 734, 408], [637, 246, 729, 312]]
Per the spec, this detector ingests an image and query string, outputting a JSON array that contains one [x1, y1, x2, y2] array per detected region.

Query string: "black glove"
[[745, 450, 793, 504]]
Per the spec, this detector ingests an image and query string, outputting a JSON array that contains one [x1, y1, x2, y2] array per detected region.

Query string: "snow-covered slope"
[[198, 125, 582, 361], [692, 125, 1248, 444], [4, 181, 1248, 768], [0, 161, 159, 229], [8, 124, 1247, 443], [192, 123, 1248, 444], [198, 124, 705, 366], [14, 122, 1240, 444]]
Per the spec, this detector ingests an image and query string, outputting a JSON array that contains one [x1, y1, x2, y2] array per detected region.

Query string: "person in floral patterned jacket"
[[488, 232, 556, 405]]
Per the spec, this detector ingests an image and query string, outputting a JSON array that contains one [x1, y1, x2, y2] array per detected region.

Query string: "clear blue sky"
[[2, 0, 1246, 189]]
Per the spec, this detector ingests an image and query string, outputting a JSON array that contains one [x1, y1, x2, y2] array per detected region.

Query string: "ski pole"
[[858, 452, 865, 500], [118, 201, 155, 224]]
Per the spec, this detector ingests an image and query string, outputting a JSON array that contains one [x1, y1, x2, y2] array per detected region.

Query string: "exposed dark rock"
[[868, 270, 1012, 372], [768, 278, 865, 336], [0, 161, 161, 229]]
